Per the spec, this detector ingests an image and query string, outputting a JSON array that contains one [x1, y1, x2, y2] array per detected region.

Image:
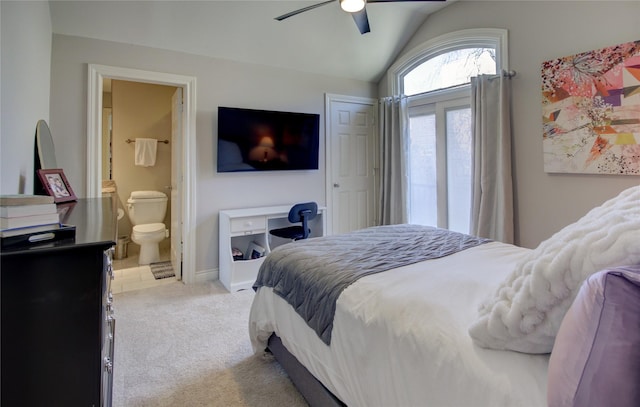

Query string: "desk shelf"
[[219, 205, 326, 292]]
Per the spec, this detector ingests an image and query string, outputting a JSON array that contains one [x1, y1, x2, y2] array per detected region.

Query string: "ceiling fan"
[[275, 0, 446, 35]]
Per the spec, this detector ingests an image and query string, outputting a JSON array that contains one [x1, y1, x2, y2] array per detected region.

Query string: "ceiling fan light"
[[340, 0, 365, 13]]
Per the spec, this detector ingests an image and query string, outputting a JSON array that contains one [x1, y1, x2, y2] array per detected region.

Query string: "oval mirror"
[[35, 119, 57, 169]]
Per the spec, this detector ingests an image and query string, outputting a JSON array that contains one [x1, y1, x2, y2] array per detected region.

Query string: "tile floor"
[[111, 247, 177, 294]]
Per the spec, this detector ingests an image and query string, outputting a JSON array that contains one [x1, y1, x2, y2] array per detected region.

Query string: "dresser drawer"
[[230, 216, 266, 233]]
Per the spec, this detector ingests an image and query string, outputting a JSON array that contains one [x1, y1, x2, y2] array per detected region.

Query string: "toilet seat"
[[130, 190, 166, 199], [132, 223, 165, 236]]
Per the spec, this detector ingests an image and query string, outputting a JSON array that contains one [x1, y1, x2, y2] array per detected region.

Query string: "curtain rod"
[[125, 138, 169, 144], [381, 69, 518, 101], [488, 70, 517, 82]]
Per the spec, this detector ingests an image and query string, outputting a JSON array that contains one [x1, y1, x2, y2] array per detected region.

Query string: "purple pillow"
[[547, 265, 640, 407]]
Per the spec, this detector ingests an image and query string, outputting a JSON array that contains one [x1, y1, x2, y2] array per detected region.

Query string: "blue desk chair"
[[270, 202, 318, 241]]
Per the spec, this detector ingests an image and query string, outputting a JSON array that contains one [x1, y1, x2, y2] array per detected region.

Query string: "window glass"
[[445, 107, 472, 233], [408, 111, 437, 227], [403, 48, 496, 96], [407, 101, 472, 233]]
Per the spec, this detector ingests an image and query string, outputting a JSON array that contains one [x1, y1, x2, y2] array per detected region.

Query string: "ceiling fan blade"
[[351, 8, 371, 34], [275, 0, 336, 21]]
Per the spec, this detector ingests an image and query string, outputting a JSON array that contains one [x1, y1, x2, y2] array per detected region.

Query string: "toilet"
[[127, 190, 169, 265]]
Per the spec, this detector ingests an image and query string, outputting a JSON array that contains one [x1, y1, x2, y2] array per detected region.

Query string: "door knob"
[[333, 183, 340, 188]]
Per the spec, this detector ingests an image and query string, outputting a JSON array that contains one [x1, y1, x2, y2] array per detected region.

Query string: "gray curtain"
[[378, 96, 409, 225], [470, 74, 514, 243]]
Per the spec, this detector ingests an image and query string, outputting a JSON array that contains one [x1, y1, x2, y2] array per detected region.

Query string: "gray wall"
[[0, 1, 52, 194], [3, 1, 637, 276], [49, 34, 377, 275], [381, 1, 640, 248]]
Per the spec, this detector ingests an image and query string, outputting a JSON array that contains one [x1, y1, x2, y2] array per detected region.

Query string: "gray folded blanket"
[[254, 224, 491, 345]]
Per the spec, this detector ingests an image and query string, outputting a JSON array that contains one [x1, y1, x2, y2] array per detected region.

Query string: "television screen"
[[217, 106, 320, 172]]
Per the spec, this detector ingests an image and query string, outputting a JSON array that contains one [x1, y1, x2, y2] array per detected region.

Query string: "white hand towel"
[[134, 138, 158, 167]]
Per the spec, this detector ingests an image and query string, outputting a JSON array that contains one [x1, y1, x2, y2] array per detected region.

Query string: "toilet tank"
[[127, 190, 168, 225]]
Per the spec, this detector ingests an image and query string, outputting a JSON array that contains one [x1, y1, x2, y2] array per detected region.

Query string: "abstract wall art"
[[542, 40, 640, 175]]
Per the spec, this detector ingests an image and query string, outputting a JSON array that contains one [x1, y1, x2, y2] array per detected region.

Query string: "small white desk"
[[219, 205, 326, 292]]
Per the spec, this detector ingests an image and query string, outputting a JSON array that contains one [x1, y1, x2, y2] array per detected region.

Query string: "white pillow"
[[469, 185, 640, 353]]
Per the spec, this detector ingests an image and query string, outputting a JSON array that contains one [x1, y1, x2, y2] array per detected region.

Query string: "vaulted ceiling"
[[49, 0, 453, 82]]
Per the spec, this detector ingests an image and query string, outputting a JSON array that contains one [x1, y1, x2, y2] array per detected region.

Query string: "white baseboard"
[[195, 267, 219, 283]]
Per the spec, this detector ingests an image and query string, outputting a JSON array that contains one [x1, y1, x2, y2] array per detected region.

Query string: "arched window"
[[389, 29, 508, 96], [387, 29, 508, 233], [403, 47, 496, 95]]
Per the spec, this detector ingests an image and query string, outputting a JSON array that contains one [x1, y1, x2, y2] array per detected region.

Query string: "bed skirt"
[[267, 334, 345, 407]]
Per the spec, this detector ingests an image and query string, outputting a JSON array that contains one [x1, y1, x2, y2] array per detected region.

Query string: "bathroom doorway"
[[87, 64, 197, 286], [104, 79, 176, 292]]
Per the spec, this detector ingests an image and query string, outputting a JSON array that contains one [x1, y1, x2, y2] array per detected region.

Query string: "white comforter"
[[249, 241, 549, 407]]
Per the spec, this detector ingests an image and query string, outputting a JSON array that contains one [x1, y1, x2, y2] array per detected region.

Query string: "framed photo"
[[37, 169, 77, 203]]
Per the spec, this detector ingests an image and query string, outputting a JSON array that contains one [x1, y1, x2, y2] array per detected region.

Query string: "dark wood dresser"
[[1, 198, 117, 406]]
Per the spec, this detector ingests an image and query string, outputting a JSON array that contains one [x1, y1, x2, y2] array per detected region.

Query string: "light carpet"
[[113, 281, 307, 407]]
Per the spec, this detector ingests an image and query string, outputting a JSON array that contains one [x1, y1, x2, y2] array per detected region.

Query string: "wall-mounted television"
[[217, 106, 320, 172]]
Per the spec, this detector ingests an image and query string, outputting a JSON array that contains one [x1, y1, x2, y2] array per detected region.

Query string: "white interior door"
[[326, 95, 377, 235], [171, 88, 183, 279]]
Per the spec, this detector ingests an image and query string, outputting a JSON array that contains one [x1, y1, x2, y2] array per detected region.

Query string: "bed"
[[249, 186, 640, 407]]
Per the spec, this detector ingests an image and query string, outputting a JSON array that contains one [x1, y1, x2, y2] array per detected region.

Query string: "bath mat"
[[150, 261, 175, 280]]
